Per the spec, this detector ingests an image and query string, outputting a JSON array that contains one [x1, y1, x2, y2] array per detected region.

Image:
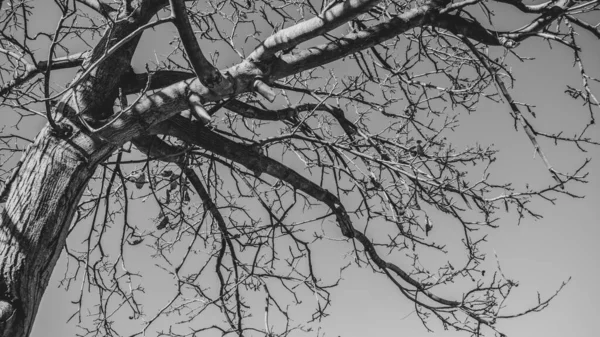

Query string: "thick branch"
[[88, 0, 503, 143], [87, 0, 575, 148], [269, 0, 450, 78], [169, 0, 230, 91], [507, 0, 571, 36], [0, 2, 172, 335], [99, 0, 451, 130], [270, 0, 573, 78], [76, 0, 116, 17], [151, 116, 470, 312], [64, 0, 173, 119], [121, 70, 195, 95], [131, 136, 186, 163], [224, 99, 358, 136], [248, 0, 383, 62]]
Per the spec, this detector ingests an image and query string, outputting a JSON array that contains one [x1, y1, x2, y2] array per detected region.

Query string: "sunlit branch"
[[95, 0, 582, 134], [270, 0, 576, 79], [506, 0, 571, 36], [131, 136, 186, 164], [270, 0, 453, 79], [76, 0, 116, 18], [248, 0, 383, 62], [493, 0, 554, 13]]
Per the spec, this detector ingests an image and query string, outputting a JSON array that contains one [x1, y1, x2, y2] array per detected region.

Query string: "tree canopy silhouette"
[[0, 0, 598, 336]]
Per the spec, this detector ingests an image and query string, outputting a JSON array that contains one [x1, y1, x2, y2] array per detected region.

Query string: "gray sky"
[[1, 1, 598, 336]]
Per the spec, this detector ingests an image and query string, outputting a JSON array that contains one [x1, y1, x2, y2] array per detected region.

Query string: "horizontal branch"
[[89, 0, 581, 146], [270, 0, 449, 78], [224, 100, 297, 120], [76, 0, 116, 18], [270, 0, 573, 78], [85, 0, 492, 142], [434, 14, 515, 47], [131, 135, 186, 163]]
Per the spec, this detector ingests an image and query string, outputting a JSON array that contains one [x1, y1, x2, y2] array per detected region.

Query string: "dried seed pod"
[[128, 237, 144, 245], [157, 216, 169, 230]]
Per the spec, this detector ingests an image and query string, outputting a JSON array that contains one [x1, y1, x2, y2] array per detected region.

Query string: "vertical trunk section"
[[0, 124, 114, 337]]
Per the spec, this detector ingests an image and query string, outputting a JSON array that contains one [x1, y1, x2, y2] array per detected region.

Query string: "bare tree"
[[0, 0, 598, 336]]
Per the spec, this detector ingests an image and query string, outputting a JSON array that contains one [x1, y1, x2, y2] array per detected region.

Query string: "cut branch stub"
[[253, 79, 277, 102], [188, 94, 211, 123]]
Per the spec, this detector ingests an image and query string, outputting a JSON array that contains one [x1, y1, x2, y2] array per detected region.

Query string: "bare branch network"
[[0, 0, 598, 337]]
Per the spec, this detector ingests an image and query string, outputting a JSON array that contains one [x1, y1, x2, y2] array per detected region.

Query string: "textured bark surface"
[[0, 121, 114, 337], [0, 0, 592, 336], [0, 4, 165, 334]]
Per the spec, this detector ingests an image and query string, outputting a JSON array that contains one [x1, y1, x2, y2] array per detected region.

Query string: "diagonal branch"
[[270, 0, 573, 79], [270, 0, 453, 79], [92, 0, 580, 144], [247, 0, 383, 62], [76, 0, 116, 18], [0, 52, 88, 97], [147, 116, 508, 323], [169, 0, 230, 92]]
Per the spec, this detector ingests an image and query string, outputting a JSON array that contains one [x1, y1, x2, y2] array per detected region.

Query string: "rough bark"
[[0, 2, 166, 335], [0, 0, 587, 335], [0, 2, 467, 334], [0, 118, 115, 336]]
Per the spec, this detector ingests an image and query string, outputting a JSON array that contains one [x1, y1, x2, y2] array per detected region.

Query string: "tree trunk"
[[0, 121, 114, 337]]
